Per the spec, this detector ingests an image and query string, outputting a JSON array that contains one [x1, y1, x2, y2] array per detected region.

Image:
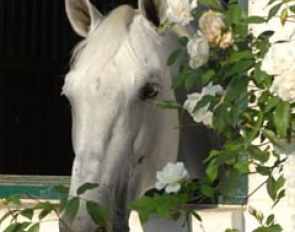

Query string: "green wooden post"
[[238, 0, 248, 13], [231, 0, 248, 205]]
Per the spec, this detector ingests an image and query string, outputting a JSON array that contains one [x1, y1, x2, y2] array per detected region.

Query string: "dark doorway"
[[0, 0, 137, 175]]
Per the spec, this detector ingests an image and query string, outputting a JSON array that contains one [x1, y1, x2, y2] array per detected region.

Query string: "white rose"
[[183, 84, 224, 127], [155, 162, 189, 193], [220, 31, 234, 49], [271, 71, 295, 102], [261, 41, 295, 76], [199, 10, 225, 44], [166, 0, 197, 26], [187, 34, 209, 69], [201, 84, 224, 96]]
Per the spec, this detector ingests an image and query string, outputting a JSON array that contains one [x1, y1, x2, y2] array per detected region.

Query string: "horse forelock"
[[69, 5, 137, 70]]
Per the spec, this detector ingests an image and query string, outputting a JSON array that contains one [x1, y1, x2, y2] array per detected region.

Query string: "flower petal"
[[165, 183, 181, 193]]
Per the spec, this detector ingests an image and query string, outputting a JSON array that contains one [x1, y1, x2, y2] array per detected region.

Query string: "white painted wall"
[[246, 1, 295, 231]]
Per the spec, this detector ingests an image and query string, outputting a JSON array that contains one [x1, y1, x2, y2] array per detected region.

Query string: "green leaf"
[[63, 197, 80, 223], [158, 100, 182, 109], [219, 168, 241, 198], [253, 67, 272, 88], [184, 73, 197, 89], [225, 77, 248, 102], [213, 104, 231, 134], [245, 16, 266, 24], [273, 189, 285, 207], [234, 161, 250, 174], [27, 223, 40, 232], [59, 198, 68, 213], [131, 194, 187, 224], [267, 0, 278, 6], [6, 195, 22, 205], [86, 201, 110, 229], [256, 165, 271, 176], [38, 209, 52, 221], [264, 96, 280, 113], [268, 224, 283, 232], [172, 64, 189, 89], [3, 222, 31, 232], [206, 159, 218, 183], [225, 60, 254, 78], [34, 201, 57, 220], [228, 50, 253, 63], [190, 211, 202, 222], [34, 202, 55, 211], [267, 177, 277, 201], [262, 129, 281, 147], [167, 49, 182, 66], [274, 101, 291, 137], [268, 3, 282, 20], [77, 183, 99, 195], [3, 223, 21, 232], [280, 8, 288, 25], [195, 95, 215, 110], [247, 145, 269, 163], [198, 0, 224, 10], [155, 194, 187, 219], [244, 111, 263, 146], [201, 70, 216, 85], [200, 183, 215, 198], [266, 214, 275, 226], [130, 196, 156, 223], [253, 224, 283, 232], [249, 207, 264, 224], [20, 209, 34, 220], [178, 37, 189, 46], [289, 5, 295, 14], [267, 176, 285, 201], [257, 30, 275, 40], [228, 5, 244, 24]]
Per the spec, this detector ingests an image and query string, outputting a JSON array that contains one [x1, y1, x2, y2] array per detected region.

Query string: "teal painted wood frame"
[[0, 175, 70, 199], [0, 0, 249, 202]]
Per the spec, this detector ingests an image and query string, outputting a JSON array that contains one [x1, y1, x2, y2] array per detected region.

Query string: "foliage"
[[249, 207, 283, 232], [132, 0, 295, 231], [0, 183, 109, 232]]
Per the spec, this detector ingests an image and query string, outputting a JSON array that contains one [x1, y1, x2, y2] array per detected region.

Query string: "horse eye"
[[140, 83, 160, 101]]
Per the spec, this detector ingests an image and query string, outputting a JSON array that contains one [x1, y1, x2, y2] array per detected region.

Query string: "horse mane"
[[70, 5, 136, 70]]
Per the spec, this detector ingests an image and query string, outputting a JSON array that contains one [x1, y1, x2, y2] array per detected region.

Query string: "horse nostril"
[[138, 156, 145, 164]]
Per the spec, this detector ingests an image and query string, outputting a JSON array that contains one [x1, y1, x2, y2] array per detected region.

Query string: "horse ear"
[[138, 0, 167, 27], [65, 0, 104, 37]]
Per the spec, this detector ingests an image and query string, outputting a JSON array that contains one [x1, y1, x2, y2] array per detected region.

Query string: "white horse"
[[62, 0, 182, 231]]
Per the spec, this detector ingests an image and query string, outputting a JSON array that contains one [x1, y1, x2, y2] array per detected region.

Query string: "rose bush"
[[132, 0, 295, 231]]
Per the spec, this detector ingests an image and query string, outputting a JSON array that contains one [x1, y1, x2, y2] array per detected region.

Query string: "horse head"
[[62, 0, 181, 231]]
